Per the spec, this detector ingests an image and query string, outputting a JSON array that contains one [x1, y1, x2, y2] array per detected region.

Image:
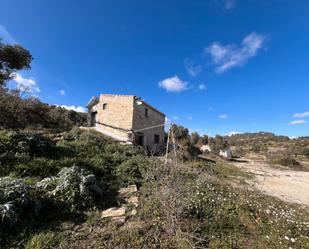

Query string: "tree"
[[171, 124, 189, 141], [169, 124, 202, 160], [200, 135, 209, 145], [0, 39, 33, 86], [190, 132, 200, 145]]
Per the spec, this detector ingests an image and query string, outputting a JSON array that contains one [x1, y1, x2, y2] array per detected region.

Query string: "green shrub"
[[0, 176, 40, 231], [25, 231, 64, 249], [0, 130, 56, 157], [10, 131, 56, 157], [36, 165, 103, 211], [116, 155, 149, 187], [12, 157, 76, 178]]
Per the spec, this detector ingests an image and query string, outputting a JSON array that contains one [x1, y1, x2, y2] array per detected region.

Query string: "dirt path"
[[230, 158, 309, 207]]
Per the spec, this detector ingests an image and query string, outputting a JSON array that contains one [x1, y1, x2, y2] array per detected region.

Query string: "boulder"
[[102, 207, 126, 218]]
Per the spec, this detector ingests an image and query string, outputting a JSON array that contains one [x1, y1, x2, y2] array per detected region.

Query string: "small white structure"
[[219, 148, 232, 160], [200, 144, 211, 153]]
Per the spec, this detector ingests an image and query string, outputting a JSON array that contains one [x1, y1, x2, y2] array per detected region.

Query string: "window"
[[145, 108, 148, 117], [103, 103, 107, 110], [154, 134, 160, 144]]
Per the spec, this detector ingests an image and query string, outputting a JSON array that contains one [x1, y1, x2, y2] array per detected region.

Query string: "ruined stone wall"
[[132, 100, 165, 147]]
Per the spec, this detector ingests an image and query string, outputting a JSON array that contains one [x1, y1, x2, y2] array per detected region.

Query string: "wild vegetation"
[[0, 88, 87, 130], [0, 128, 148, 248], [227, 132, 309, 170], [1, 128, 308, 248], [170, 124, 228, 160]]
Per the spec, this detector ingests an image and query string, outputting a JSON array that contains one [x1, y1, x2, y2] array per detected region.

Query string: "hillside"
[[0, 88, 87, 130], [1, 128, 309, 248], [226, 132, 309, 169]]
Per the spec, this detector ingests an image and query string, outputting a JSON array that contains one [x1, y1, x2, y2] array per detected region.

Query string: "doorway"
[[90, 112, 97, 127], [135, 133, 144, 147]]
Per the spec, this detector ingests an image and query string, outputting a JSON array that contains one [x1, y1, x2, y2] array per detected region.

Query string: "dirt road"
[[230, 158, 309, 207]]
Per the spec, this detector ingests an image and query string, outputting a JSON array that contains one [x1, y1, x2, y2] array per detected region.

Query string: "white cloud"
[[204, 32, 266, 73], [224, 0, 235, 9], [290, 120, 307, 125], [57, 104, 87, 113], [184, 60, 202, 77], [165, 117, 171, 124], [187, 116, 193, 120], [294, 112, 309, 118], [173, 116, 179, 120], [219, 114, 228, 119], [0, 25, 16, 44], [227, 131, 241, 136], [198, 84, 207, 90], [59, 89, 66, 96], [12, 73, 40, 93], [208, 106, 214, 111], [158, 75, 188, 92]]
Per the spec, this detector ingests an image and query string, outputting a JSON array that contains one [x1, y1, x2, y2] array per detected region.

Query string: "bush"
[[0, 177, 40, 230], [0, 130, 56, 157], [12, 157, 74, 178], [0, 88, 87, 130], [116, 155, 149, 187], [36, 165, 103, 211], [270, 156, 301, 168], [25, 231, 63, 249], [11, 131, 56, 157]]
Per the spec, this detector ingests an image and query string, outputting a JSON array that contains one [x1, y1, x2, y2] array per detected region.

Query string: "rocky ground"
[[230, 157, 309, 208]]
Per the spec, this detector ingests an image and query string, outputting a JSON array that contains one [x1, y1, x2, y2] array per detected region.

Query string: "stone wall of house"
[[132, 100, 165, 147], [90, 94, 135, 141], [88, 94, 165, 147]]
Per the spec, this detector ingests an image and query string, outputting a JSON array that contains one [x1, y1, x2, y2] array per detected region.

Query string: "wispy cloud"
[[198, 84, 207, 90], [159, 75, 189, 92], [294, 111, 309, 118], [219, 114, 228, 119], [204, 32, 266, 73], [173, 116, 179, 120], [184, 59, 203, 77], [0, 25, 17, 44], [59, 89, 66, 96], [56, 104, 87, 113], [187, 116, 193, 120], [290, 120, 307, 125], [224, 0, 236, 9], [12, 73, 40, 93]]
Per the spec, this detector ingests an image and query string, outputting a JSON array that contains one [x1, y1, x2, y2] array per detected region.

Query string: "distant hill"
[[225, 132, 309, 161], [0, 88, 87, 131]]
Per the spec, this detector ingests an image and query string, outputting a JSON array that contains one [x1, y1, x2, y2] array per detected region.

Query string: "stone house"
[[219, 148, 233, 160], [87, 94, 165, 149]]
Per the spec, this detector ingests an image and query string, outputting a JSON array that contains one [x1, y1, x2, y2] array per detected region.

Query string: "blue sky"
[[0, 0, 308, 137]]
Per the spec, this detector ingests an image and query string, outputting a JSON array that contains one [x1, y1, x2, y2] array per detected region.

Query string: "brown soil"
[[230, 157, 309, 207]]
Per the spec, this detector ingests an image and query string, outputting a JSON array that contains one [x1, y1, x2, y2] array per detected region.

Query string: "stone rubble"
[[101, 185, 138, 223]]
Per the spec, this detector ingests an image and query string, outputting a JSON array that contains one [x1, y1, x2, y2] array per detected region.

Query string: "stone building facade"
[[87, 94, 165, 149]]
